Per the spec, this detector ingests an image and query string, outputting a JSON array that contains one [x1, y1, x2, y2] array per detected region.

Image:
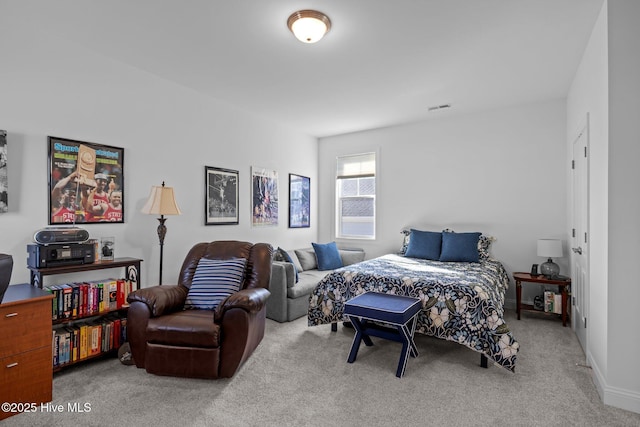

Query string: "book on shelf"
[[553, 293, 562, 314], [45, 286, 58, 321], [117, 279, 126, 308], [52, 330, 59, 366], [107, 280, 117, 310], [543, 290, 564, 314], [544, 291, 554, 313], [70, 283, 80, 318], [61, 284, 73, 319], [88, 321, 101, 357], [79, 323, 88, 360], [46, 277, 136, 321]]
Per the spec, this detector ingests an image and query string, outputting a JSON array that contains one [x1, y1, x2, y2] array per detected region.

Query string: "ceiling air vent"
[[428, 104, 451, 112]]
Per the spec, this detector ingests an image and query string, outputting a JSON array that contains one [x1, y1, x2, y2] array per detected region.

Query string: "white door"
[[571, 115, 589, 351]]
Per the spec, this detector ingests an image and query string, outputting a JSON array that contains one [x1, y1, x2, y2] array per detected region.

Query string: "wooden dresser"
[[0, 284, 53, 420]]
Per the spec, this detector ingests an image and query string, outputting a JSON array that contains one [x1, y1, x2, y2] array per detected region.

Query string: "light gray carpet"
[[4, 310, 640, 427]]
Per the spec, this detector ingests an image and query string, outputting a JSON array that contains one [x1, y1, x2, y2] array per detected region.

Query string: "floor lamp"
[[141, 182, 181, 285]]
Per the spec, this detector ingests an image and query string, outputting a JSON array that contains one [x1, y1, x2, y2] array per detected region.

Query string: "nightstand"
[[513, 272, 571, 327]]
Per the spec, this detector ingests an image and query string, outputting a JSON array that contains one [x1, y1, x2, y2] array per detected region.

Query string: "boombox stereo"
[[33, 227, 89, 245], [27, 243, 95, 268]]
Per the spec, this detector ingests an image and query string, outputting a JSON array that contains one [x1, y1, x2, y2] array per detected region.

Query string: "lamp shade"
[[537, 239, 563, 258], [287, 10, 331, 43], [141, 184, 181, 216]]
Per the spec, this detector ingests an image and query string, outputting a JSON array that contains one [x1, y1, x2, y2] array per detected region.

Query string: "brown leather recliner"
[[126, 241, 272, 379]]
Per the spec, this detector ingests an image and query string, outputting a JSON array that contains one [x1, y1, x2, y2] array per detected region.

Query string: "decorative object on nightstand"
[[141, 181, 181, 285], [537, 239, 563, 278]]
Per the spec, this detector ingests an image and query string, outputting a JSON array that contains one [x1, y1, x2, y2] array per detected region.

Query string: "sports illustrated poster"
[[288, 174, 310, 228], [0, 130, 7, 213], [251, 166, 278, 226], [205, 166, 239, 225], [48, 136, 125, 224]]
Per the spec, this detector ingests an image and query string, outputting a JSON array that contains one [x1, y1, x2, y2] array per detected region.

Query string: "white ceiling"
[[9, 0, 603, 137]]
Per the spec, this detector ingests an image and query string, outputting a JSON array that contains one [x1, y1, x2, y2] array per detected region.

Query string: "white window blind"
[[336, 152, 376, 179]]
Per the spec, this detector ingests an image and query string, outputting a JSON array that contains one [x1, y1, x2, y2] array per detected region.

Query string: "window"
[[336, 152, 376, 239]]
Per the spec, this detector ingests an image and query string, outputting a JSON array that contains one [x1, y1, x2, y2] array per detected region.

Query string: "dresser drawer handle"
[[6, 362, 18, 368], [4, 312, 18, 318]]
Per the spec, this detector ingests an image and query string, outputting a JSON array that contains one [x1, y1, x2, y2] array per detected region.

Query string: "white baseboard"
[[588, 349, 640, 414]]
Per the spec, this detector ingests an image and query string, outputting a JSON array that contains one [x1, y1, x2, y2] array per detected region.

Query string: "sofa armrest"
[[127, 285, 188, 317], [215, 288, 270, 321], [273, 261, 295, 287], [339, 248, 366, 266], [266, 261, 295, 322]]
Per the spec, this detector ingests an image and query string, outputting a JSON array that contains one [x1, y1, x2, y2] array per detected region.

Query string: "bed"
[[307, 252, 519, 371]]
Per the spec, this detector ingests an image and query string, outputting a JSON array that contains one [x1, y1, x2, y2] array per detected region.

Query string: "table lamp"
[[141, 182, 181, 285], [537, 239, 563, 278]]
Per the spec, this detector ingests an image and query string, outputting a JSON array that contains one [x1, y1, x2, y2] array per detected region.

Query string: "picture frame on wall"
[[0, 130, 7, 214], [205, 166, 239, 225], [48, 136, 124, 224], [289, 173, 310, 228], [251, 166, 278, 226]]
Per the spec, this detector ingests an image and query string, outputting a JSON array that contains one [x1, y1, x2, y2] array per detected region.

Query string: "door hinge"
[[584, 146, 588, 157], [572, 296, 575, 306], [571, 160, 575, 169], [572, 228, 575, 238], [584, 232, 588, 244], [584, 317, 587, 328]]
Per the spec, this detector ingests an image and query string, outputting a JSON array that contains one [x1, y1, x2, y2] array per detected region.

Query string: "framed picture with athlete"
[[48, 136, 125, 224]]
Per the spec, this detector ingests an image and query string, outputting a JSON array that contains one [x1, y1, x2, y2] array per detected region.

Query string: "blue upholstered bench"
[[344, 292, 422, 378]]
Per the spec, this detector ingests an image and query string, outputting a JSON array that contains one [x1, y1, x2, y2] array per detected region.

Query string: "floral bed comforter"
[[307, 254, 519, 371]]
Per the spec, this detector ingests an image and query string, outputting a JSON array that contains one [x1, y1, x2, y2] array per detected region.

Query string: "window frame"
[[335, 152, 376, 240]]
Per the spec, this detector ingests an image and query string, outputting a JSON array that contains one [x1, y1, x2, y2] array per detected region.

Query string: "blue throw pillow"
[[312, 242, 343, 271], [404, 229, 442, 260], [439, 232, 481, 262], [184, 257, 247, 310], [278, 247, 299, 283]]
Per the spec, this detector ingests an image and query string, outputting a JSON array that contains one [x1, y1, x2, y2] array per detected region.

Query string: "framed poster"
[[251, 166, 278, 226], [0, 130, 7, 213], [48, 136, 124, 224], [289, 174, 310, 228], [205, 166, 239, 225]]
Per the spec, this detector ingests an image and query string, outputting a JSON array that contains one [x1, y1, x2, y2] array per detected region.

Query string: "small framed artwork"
[[100, 236, 115, 261], [0, 130, 7, 213], [205, 166, 239, 225], [289, 174, 310, 228], [251, 166, 278, 226], [48, 136, 124, 224]]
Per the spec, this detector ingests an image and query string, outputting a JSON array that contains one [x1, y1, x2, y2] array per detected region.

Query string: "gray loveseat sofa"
[[267, 247, 365, 322]]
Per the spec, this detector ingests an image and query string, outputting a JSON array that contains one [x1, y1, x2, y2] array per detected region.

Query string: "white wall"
[[566, 0, 609, 402], [318, 100, 568, 307], [0, 12, 317, 287], [606, 0, 640, 411], [567, 0, 640, 414]]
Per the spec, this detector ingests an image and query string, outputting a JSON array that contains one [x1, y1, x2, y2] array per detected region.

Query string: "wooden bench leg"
[[347, 317, 373, 363]]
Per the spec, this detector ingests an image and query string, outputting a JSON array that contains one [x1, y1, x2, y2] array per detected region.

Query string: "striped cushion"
[[184, 257, 247, 310]]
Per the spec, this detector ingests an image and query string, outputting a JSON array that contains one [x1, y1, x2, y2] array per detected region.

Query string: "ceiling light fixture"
[[287, 10, 331, 44]]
